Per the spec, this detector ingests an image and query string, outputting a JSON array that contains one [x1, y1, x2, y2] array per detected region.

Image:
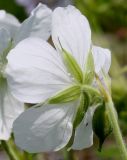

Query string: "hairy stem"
[[106, 96, 127, 160], [1, 140, 22, 160], [63, 149, 75, 160]]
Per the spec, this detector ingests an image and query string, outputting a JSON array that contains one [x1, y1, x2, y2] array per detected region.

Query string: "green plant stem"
[[23, 152, 35, 160], [63, 149, 75, 160], [106, 96, 127, 160], [1, 140, 21, 160]]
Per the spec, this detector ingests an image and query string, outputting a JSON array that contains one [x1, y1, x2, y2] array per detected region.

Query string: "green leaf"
[[48, 85, 81, 104], [92, 102, 113, 152], [83, 51, 95, 85], [61, 48, 83, 83]]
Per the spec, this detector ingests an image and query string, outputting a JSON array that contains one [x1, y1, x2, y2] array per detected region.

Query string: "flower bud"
[[92, 103, 113, 151]]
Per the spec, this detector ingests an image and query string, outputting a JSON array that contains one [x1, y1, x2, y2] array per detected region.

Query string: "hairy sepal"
[[48, 85, 80, 104], [62, 48, 83, 83], [84, 51, 95, 84]]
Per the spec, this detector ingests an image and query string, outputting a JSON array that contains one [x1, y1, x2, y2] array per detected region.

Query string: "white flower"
[[0, 10, 20, 38], [0, 4, 52, 140], [6, 5, 111, 152], [0, 3, 52, 45], [0, 28, 24, 140], [14, 3, 52, 45]]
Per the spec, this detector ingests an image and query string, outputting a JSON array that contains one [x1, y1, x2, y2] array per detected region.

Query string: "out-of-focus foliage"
[[0, 0, 26, 21], [74, 0, 127, 38], [96, 144, 121, 159], [92, 33, 127, 135], [111, 56, 127, 134]]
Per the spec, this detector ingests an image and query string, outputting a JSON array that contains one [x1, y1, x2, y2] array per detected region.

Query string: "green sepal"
[[73, 92, 90, 128], [61, 48, 83, 83], [82, 85, 102, 105], [92, 102, 113, 152], [66, 92, 90, 149], [82, 85, 101, 97], [48, 85, 81, 104], [83, 51, 95, 85]]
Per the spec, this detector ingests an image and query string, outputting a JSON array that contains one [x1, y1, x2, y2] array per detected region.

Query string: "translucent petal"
[[0, 78, 24, 140], [72, 107, 95, 150], [14, 4, 52, 45], [0, 10, 20, 38], [13, 101, 78, 152], [52, 5, 91, 70], [92, 46, 111, 74], [6, 38, 72, 103]]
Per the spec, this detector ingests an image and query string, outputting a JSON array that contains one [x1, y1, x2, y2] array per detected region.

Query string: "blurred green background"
[[0, 0, 127, 159]]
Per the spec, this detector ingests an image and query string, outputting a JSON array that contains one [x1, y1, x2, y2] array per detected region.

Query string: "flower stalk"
[[63, 149, 75, 160], [96, 73, 127, 159], [106, 96, 127, 160], [1, 140, 22, 160]]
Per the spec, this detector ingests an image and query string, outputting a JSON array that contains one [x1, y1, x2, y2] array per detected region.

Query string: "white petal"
[[0, 78, 24, 140], [6, 38, 72, 103], [13, 101, 78, 153], [52, 5, 91, 70], [72, 107, 95, 150], [0, 10, 20, 38], [14, 4, 52, 45], [0, 28, 11, 54], [92, 46, 111, 74]]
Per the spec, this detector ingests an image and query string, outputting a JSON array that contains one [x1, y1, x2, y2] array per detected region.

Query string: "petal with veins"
[[14, 4, 52, 45], [0, 78, 24, 140], [72, 106, 95, 150], [6, 38, 72, 103], [52, 5, 91, 70], [92, 46, 111, 74], [13, 101, 78, 153], [0, 10, 20, 38]]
